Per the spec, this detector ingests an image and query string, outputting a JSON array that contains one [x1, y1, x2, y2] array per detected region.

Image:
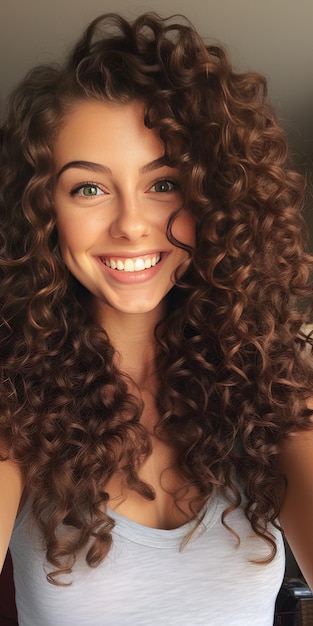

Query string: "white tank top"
[[10, 492, 285, 625]]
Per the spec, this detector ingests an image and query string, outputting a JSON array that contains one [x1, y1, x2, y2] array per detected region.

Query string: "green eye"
[[81, 185, 100, 196], [70, 183, 103, 197], [152, 180, 177, 193]]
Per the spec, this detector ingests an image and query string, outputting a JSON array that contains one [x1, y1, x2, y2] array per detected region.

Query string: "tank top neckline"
[[107, 491, 221, 548]]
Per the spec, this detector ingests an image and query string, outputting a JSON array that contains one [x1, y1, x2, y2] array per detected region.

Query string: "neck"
[[93, 301, 165, 387]]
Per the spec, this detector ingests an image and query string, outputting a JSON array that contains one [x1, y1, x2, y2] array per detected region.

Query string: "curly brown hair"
[[1, 12, 313, 583]]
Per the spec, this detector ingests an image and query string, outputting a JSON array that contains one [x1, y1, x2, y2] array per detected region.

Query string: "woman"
[[0, 12, 313, 625]]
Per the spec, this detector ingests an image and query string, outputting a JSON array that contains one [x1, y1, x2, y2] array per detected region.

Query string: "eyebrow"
[[56, 160, 110, 179], [56, 157, 167, 179]]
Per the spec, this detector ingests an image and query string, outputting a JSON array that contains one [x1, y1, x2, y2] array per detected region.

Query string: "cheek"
[[55, 218, 84, 269], [56, 214, 89, 250], [171, 212, 195, 248]]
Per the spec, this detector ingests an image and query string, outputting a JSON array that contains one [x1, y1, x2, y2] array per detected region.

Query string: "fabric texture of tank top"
[[10, 491, 285, 625]]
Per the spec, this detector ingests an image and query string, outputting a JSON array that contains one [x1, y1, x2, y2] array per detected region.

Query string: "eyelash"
[[69, 178, 180, 198]]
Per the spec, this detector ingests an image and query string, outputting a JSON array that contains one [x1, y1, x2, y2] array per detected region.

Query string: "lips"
[[101, 254, 161, 272]]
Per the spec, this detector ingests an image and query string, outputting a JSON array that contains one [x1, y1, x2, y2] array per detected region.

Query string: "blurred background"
[[1, 0, 313, 244]]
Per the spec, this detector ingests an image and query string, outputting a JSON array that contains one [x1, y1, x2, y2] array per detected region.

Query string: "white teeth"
[[134, 258, 145, 271], [103, 255, 161, 272], [124, 259, 135, 272]]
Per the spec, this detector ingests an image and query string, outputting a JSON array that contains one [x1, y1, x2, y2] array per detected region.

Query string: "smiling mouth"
[[100, 254, 161, 272]]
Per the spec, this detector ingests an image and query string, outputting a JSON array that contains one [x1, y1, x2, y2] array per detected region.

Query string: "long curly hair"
[[1, 12, 313, 583]]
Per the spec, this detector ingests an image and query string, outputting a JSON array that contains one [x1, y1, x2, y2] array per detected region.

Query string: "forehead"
[[54, 100, 164, 167]]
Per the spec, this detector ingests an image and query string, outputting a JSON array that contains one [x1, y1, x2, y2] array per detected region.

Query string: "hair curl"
[[1, 12, 313, 583]]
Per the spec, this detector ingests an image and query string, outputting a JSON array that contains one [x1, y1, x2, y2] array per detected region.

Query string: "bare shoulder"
[[0, 457, 24, 571], [278, 404, 313, 590]]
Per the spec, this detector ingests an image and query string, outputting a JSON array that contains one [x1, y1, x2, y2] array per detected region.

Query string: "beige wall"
[[1, 0, 313, 157]]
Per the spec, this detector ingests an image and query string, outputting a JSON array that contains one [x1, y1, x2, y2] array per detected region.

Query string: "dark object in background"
[[0, 551, 18, 626], [274, 578, 313, 625]]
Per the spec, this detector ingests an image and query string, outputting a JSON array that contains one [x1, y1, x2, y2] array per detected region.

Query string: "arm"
[[278, 426, 313, 590], [0, 458, 24, 571]]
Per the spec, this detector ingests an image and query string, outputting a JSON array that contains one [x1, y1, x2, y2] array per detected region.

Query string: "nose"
[[109, 194, 150, 241]]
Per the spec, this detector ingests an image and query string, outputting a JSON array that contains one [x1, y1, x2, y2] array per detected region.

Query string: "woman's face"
[[53, 100, 194, 320]]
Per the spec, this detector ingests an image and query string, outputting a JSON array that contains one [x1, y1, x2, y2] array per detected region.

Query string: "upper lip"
[[97, 250, 166, 259]]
